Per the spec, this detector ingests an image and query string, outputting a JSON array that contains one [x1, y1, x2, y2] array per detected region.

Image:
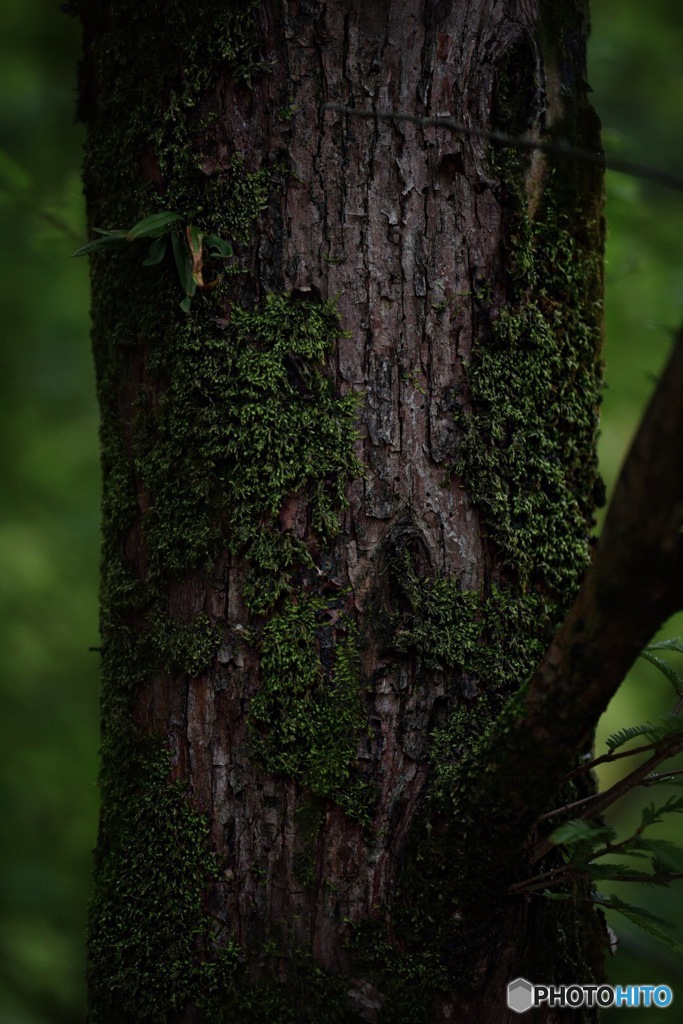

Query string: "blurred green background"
[[0, 0, 681, 1020]]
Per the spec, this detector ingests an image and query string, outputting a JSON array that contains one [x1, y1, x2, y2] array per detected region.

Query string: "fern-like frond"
[[586, 862, 654, 882], [645, 637, 683, 655], [639, 795, 683, 830], [639, 650, 683, 695], [593, 894, 683, 954], [549, 819, 616, 852], [605, 713, 683, 753]]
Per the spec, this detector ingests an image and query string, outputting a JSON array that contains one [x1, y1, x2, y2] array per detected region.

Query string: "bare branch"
[[561, 736, 683, 783], [643, 769, 683, 787], [531, 737, 683, 862], [323, 104, 683, 193]]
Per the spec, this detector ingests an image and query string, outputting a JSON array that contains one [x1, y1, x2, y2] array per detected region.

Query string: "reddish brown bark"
[[82, 1, 608, 1020]]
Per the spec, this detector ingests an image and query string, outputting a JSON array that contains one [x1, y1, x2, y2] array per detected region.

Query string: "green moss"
[[166, 153, 270, 252], [293, 797, 326, 889], [365, 122, 604, 991], [221, 948, 358, 1024], [80, 0, 264, 201], [126, 291, 360, 604], [346, 922, 447, 1024], [83, 2, 367, 1013], [87, 734, 236, 1023], [250, 596, 372, 823], [454, 188, 602, 599]]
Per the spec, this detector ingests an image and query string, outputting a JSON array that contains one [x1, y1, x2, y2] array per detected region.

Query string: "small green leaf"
[[204, 234, 233, 259], [142, 235, 169, 266], [179, 295, 192, 313], [72, 233, 127, 257], [586, 861, 680, 885], [126, 210, 181, 241], [630, 838, 683, 871]]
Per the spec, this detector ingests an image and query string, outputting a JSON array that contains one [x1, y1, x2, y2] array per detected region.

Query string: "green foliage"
[[639, 637, 683, 695], [592, 895, 683, 955], [73, 210, 234, 312], [605, 712, 683, 752], [550, 819, 618, 853], [639, 794, 683, 829], [522, 631, 683, 968]]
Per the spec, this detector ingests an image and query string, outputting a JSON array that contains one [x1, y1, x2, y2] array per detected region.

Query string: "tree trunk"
[[80, 0, 605, 1021]]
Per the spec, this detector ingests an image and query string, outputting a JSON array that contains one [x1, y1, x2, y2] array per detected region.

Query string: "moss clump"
[[80, 0, 264, 205], [87, 735, 236, 1023], [250, 597, 372, 823], [385, 550, 550, 791], [131, 291, 360, 608], [221, 948, 357, 1024], [454, 191, 602, 600], [347, 921, 448, 1024], [83, 1, 371, 1019]]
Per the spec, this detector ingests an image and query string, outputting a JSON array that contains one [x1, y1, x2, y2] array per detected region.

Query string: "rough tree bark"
[[77, 1, 619, 1021]]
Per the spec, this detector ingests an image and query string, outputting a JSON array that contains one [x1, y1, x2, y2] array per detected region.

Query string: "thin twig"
[[562, 736, 683, 783], [543, 730, 683, 823], [512, 867, 683, 896], [604, 871, 683, 885], [323, 104, 683, 193], [643, 769, 683, 787], [509, 863, 576, 895], [530, 738, 683, 862]]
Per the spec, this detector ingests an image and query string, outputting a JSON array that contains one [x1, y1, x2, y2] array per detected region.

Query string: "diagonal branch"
[[530, 736, 683, 862], [561, 736, 683, 783], [323, 104, 683, 193]]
